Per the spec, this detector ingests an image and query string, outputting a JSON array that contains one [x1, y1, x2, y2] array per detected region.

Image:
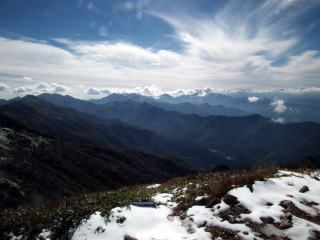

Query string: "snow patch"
[[72, 205, 210, 240], [146, 184, 161, 189], [152, 193, 173, 204]]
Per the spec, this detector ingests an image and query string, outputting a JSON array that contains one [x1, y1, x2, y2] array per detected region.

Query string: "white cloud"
[[117, 1, 135, 11], [13, 86, 32, 94], [272, 117, 285, 124], [99, 26, 108, 37], [0, 83, 9, 91], [248, 96, 259, 102], [281, 87, 320, 94], [85, 85, 162, 97], [270, 99, 287, 113], [13, 83, 69, 95], [86, 88, 101, 95], [116, 0, 150, 20], [22, 76, 33, 81], [0, 0, 319, 95]]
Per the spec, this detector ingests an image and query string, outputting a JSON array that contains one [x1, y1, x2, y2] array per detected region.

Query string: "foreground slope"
[[0, 114, 193, 210], [2, 168, 320, 240]]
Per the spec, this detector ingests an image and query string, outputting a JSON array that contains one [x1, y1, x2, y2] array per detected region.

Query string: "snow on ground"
[[195, 195, 208, 201], [229, 171, 320, 239], [229, 171, 320, 220], [71, 205, 210, 240], [71, 171, 320, 240], [152, 193, 173, 204], [146, 184, 161, 189], [36, 229, 51, 240], [187, 206, 258, 240]]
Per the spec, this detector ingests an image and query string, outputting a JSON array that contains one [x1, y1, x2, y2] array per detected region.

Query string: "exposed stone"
[[95, 226, 105, 233], [223, 195, 239, 207], [260, 216, 275, 224], [180, 213, 187, 220], [299, 185, 310, 193], [279, 214, 293, 229], [279, 200, 293, 209], [116, 216, 126, 224], [206, 197, 220, 208], [195, 197, 208, 206]]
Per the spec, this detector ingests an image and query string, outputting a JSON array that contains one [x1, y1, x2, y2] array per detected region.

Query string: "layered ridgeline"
[[88, 91, 320, 123], [38, 93, 320, 166], [1, 168, 320, 240], [88, 93, 250, 117], [0, 96, 226, 169], [0, 114, 194, 210]]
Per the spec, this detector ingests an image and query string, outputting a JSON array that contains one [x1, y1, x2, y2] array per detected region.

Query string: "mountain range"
[[38, 93, 320, 165], [89, 91, 320, 123], [1, 92, 320, 210], [0, 95, 226, 169]]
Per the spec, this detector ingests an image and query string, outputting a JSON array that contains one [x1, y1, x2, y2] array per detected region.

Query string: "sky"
[[0, 0, 320, 99]]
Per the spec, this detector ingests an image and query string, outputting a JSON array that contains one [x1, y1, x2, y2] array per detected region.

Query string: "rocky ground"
[[5, 169, 319, 240]]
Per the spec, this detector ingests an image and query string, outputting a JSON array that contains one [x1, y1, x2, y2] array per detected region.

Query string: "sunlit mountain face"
[[0, 0, 320, 99]]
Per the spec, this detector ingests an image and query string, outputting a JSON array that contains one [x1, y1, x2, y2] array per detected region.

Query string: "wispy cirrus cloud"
[[0, 0, 319, 98]]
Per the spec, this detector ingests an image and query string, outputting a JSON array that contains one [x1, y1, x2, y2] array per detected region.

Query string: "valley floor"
[[3, 169, 320, 240]]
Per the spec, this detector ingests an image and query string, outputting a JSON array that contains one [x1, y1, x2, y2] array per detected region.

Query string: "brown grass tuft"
[[208, 167, 275, 198]]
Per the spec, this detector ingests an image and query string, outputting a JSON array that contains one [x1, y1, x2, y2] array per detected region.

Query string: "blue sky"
[[0, 0, 320, 98]]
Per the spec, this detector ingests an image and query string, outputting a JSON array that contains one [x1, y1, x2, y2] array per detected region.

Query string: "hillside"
[[37, 94, 320, 165], [1, 168, 319, 240], [0, 96, 226, 169], [0, 114, 194, 210]]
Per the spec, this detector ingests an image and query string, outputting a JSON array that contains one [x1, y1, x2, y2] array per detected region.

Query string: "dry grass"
[[0, 166, 280, 239], [208, 167, 276, 198], [170, 167, 278, 217]]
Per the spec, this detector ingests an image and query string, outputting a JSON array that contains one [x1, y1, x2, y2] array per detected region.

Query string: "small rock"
[[116, 216, 126, 224], [95, 226, 105, 233], [195, 197, 208, 206], [309, 201, 319, 206], [299, 185, 309, 193], [206, 197, 220, 208], [260, 216, 275, 224], [223, 195, 239, 207], [279, 200, 293, 209], [242, 231, 249, 235], [279, 214, 293, 229], [266, 202, 273, 206], [180, 213, 187, 220], [286, 194, 294, 198]]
